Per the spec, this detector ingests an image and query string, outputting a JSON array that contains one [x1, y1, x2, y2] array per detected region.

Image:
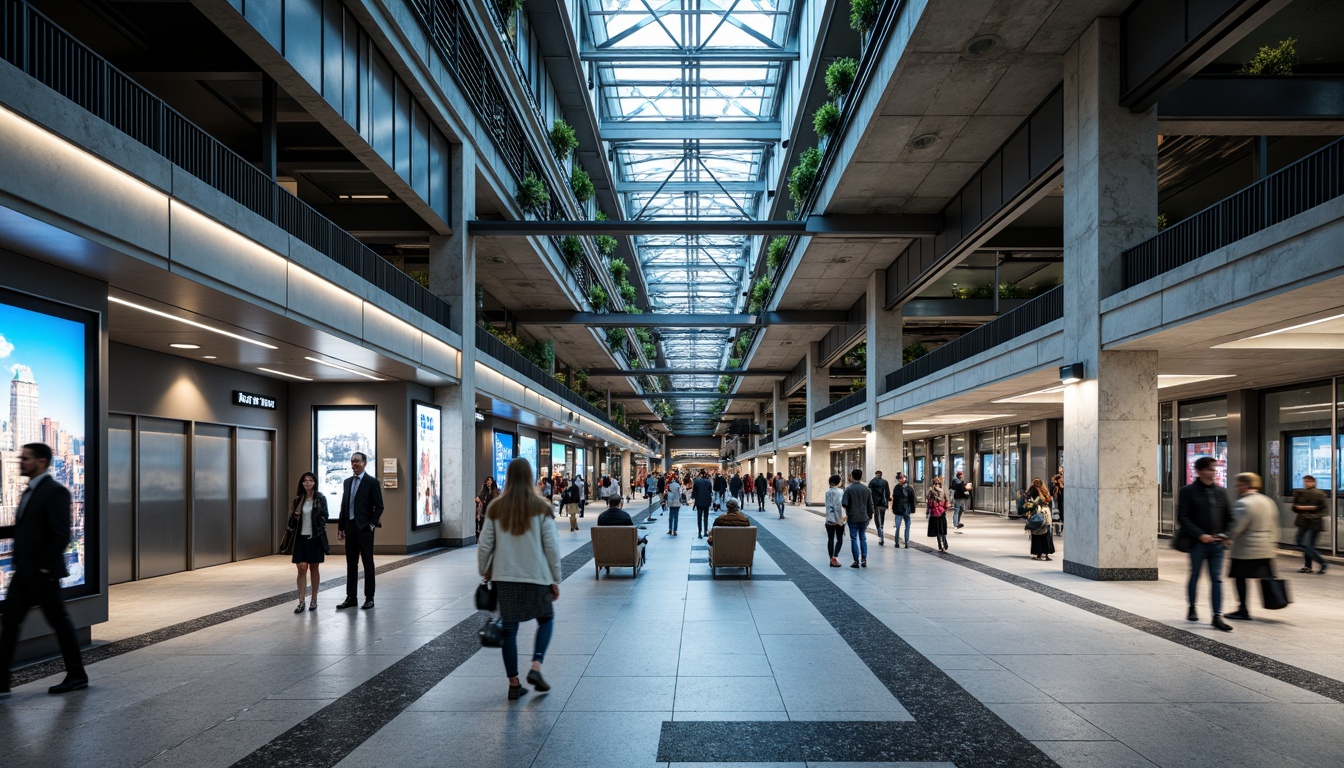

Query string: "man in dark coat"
[[754, 474, 768, 512], [1176, 456, 1233, 632], [868, 470, 892, 545], [692, 470, 714, 539], [0, 443, 87, 695]]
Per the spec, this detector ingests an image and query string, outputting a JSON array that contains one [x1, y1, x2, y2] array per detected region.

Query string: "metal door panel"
[[107, 414, 134, 584], [136, 418, 187, 579], [235, 428, 273, 560], [193, 424, 233, 568]]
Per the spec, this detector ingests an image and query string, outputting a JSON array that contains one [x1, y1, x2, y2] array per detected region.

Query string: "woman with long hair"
[[478, 458, 562, 701], [925, 476, 949, 552], [1026, 477, 1055, 560], [475, 476, 498, 541], [289, 472, 329, 613]]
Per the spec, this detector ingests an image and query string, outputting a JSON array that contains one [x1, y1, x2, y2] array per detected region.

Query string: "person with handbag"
[[561, 480, 582, 532], [287, 472, 330, 613], [1292, 475, 1328, 574], [926, 476, 949, 552], [1225, 472, 1282, 621], [475, 476, 498, 541], [477, 457, 562, 701], [1024, 477, 1054, 561]]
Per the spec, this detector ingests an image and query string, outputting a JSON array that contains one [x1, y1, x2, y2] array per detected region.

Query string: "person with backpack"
[[1024, 477, 1054, 561]]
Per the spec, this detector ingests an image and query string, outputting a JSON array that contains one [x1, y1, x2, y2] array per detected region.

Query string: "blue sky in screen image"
[[0, 302, 86, 434]]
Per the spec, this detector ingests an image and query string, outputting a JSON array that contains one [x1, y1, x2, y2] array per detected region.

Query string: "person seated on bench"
[[706, 497, 750, 546], [597, 496, 647, 566]]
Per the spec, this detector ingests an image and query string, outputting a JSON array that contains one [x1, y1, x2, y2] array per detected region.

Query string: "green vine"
[[747, 276, 772, 314]]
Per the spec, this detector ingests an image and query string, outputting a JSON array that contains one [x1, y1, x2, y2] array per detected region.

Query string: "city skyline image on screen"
[[0, 300, 87, 600]]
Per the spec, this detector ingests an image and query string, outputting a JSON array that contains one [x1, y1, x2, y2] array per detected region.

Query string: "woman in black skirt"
[[290, 472, 329, 613], [478, 457, 563, 700], [1026, 477, 1055, 561], [475, 476, 498, 541], [926, 476, 949, 551]]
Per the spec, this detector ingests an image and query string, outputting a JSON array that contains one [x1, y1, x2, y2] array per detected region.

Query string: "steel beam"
[[599, 120, 782, 142], [1158, 76, 1344, 123], [583, 46, 799, 62], [609, 392, 772, 400], [513, 311, 847, 327], [615, 180, 767, 193], [468, 215, 941, 237], [586, 368, 788, 376]]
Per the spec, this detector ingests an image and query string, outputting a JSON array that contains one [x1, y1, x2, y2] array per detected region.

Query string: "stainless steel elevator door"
[[235, 428, 274, 560], [193, 424, 234, 568], [107, 414, 134, 584], [136, 418, 188, 579]]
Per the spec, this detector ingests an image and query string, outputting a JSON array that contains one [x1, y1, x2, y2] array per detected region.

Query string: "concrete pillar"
[[864, 269, 902, 479], [772, 381, 786, 445], [621, 449, 632, 495], [867, 420, 902, 479], [430, 141, 477, 545], [804, 341, 828, 443], [807, 439, 830, 506], [1061, 19, 1160, 580]]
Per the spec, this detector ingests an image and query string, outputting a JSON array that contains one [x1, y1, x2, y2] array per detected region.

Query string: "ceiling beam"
[[582, 46, 799, 62], [586, 368, 787, 376], [615, 180, 767, 194], [609, 392, 772, 400], [514, 310, 847, 327], [599, 120, 781, 142], [469, 215, 942, 237]]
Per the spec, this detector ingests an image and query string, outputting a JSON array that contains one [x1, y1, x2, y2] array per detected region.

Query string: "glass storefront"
[[830, 447, 866, 482], [1263, 383, 1335, 550], [1159, 402, 1176, 535]]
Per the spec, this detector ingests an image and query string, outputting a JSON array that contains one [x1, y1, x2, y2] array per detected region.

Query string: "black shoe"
[[956, 523, 965, 529], [294, 600, 306, 614], [1212, 615, 1233, 632], [1319, 565, 1328, 575], [526, 670, 551, 691], [1299, 567, 1314, 573], [850, 561, 859, 568], [508, 684, 528, 700], [1186, 606, 1198, 622], [48, 676, 88, 694], [861, 559, 867, 568], [336, 599, 358, 610], [878, 539, 885, 546], [361, 599, 375, 610], [1226, 609, 1250, 621]]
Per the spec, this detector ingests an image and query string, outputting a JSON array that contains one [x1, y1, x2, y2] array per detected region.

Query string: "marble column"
[[806, 439, 830, 508], [867, 420, 902, 479], [1061, 18, 1160, 580], [772, 380, 786, 446], [865, 269, 902, 478], [429, 141, 476, 545], [805, 342, 830, 504], [620, 449, 632, 495]]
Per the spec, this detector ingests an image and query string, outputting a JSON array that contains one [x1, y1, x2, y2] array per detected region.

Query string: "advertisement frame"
[[411, 400, 441, 531], [311, 404, 378, 517]]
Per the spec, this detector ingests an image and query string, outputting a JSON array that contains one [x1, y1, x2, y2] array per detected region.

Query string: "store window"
[[1263, 383, 1333, 545], [1179, 398, 1227, 487]]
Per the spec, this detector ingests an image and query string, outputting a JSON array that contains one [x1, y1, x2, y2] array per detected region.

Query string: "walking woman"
[[1225, 472, 1280, 621], [478, 457, 562, 701], [290, 472, 329, 613], [824, 474, 845, 567], [926, 475, 949, 552], [475, 476, 498, 541], [1026, 477, 1055, 561], [665, 474, 684, 536]]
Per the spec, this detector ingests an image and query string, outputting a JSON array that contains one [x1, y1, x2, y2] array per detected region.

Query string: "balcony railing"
[[475, 326, 631, 437], [781, 416, 808, 437], [885, 286, 1064, 392], [759, 433, 773, 446], [1121, 134, 1344, 292], [816, 388, 866, 423], [0, 0, 451, 330]]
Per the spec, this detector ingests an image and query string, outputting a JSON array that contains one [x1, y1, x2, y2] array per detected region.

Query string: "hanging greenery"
[[747, 276, 773, 314], [560, 235, 585, 268], [1239, 37, 1296, 75], [813, 102, 841, 138], [842, 342, 866, 369], [497, 0, 525, 14], [609, 258, 631, 282], [634, 327, 653, 345], [903, 341, 928, 365], [850, 0, 879, 35], [620, 282, 639, 305], [641, 340, 657, 360], [594, 210, 619, 256], [604, 327, 624, 350], [588, 283, 609, 310], [788, 147, 822, 212], [516, 172, 550, 212], [767, 236, 789, 271], [733, 332, 753, 356], [549, 119, 579, 160], [728, 357, 742, 369], [570, 165, 595, 203], [825, 57, 859, 98]]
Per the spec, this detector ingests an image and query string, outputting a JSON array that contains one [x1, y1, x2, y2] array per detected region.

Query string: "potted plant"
[[570, 165, 595, 203], [813, 102, 841, 140], [560, 235, 585, 269], [850, 0, 878, 37], [588, 283, 609, 311], [788, 147, 822, 213], [549, 118, 579, 161], [767, 236, 789, 271], [620, 281, 639, 306], [608, 257, 631, 282], [747, 276, 772, 314], [516, 172, 550, 214], [825, 57, 859, 100]]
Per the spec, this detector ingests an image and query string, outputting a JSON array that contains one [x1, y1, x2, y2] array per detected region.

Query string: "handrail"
[[884, 286, 1064, 392], [475, 326, 635, 438], [1119, 135, 1344, 292], [781, 416, 807, 437], [816, 388, 866, 423], [0, 0, 451, 330]]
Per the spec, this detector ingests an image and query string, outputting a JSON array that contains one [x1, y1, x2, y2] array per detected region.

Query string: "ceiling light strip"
[[109, 296, 279, 350], [258, 367, 313, 381], [304, 356, 383, 381]]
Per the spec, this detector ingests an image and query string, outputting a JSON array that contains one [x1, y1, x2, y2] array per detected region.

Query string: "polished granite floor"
[[1, 500, 1341, 768]]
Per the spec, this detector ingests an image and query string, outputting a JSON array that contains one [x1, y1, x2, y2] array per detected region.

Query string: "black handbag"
[[1171, 531, 1193, 553], [1261, 578, 1291, 610], [479, 617, 504, 647], [279, 510, 300, 554], [475, 580, 498, 611]]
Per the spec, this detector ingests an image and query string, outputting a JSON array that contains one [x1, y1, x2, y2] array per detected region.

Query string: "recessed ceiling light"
[[1157, 374, 1236, 388], [257, 367, 313, 381], [109, 296, 278, 349], [993, 386, 1065, 404], [203, 355, 217, 359], [304, 356, 384, 381], [905, 413, 1014, 426], [170, 343, 201, 350], [964, 35, 1001, 57], [911, 133, 938, 150]]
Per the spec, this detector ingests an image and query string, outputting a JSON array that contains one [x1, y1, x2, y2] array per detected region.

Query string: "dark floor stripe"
[[907, 540, 1344, 704], [717, 516, 1059, 768], [659, 721, 941, 763], [230, 508, 649, 768], [686, 573, 790, 581], [10, 548, 451, 687]]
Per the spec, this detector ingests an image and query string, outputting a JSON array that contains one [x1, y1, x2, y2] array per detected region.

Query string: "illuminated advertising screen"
[[314, 406, 377, 513], [494, 431, 515, 490], [413, 402, 441, 529], [1184, 440, 1227, 487], [0, 295, 93, 600], [518, 434, 538, 480], [574, 446, 586, 482]]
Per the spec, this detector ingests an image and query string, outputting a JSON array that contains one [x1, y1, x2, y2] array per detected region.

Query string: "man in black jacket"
[[337, 452, 384, 610], [867, 470, 891, 546], [692, 470, 714, 539], [949, 470, 971, 531], [891, 472, 917, 548], [728, 472, 744, 504], [0, 443, 87, 695], [754, 473, 768, 512], [1176, 456, 1233, 632]]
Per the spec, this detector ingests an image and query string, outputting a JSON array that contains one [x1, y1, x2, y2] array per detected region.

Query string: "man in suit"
[[692, 470, 714, 539], [337, 452, 383, 610], [0, 443, 87, 696]]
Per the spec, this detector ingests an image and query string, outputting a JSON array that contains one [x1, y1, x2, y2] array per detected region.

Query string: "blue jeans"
[[1187, 541, 1225, 614], [953, 499, 965, 527], [1297, 527, 1325, 569], [894, 510, 912, 543], [848, 521, 868, 562], [668, 507, 680, 533], [775, 492, 785, 517], [502, 615, 553, 679]]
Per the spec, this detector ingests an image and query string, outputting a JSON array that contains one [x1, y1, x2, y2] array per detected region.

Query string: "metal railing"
[[781, 416, 808, 437], [0, 0, 451, 330], [816, 388, 866, 423], [1121, 135, 1344, 292], [759, 433, 773, 446], [885, 285, 1064, 392], [475, 326, 631, 436]]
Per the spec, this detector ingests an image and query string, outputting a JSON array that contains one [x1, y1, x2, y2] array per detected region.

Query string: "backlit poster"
[[413, 402, 441, 529], [552, 442, 567, 478], [1184, 440, 1227, 486], [1287, 434, 1333, 491], [494, 431, 515, 490], [574, 446, 586, 482], [518, 434, 538, 479], [0, 296, 91, 600], [314, 406, 377, 513]]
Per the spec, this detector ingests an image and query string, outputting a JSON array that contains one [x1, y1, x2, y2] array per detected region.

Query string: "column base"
[[1063, 560, 1157, 581]]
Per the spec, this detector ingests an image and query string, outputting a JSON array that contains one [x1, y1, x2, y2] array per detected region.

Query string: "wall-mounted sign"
[[382, 457, 399, 475], [234, 390, 277, 410]]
